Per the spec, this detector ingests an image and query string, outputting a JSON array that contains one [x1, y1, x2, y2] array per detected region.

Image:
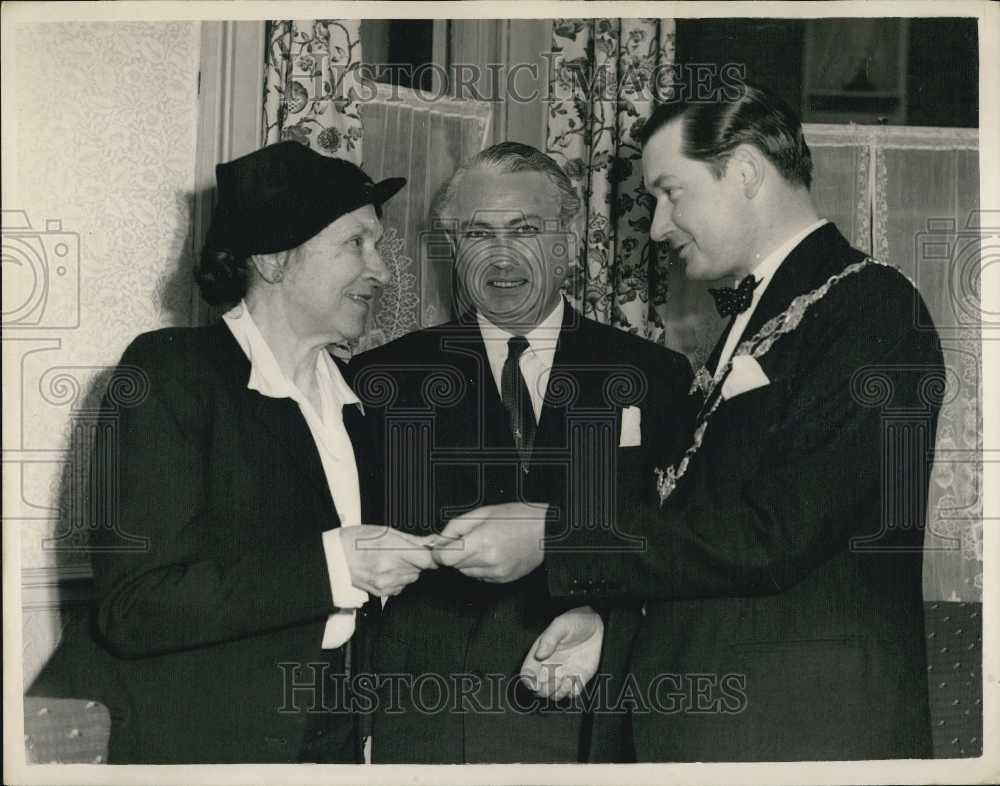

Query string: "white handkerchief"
[[619, 406, 642, 447], [722, 354, 770, 400]]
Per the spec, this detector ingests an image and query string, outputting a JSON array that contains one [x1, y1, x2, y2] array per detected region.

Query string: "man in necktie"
[[433, 84, 944, 761], [351, 142, 692, 763]]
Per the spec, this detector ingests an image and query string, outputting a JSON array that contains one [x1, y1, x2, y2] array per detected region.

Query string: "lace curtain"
[[356, 85, 493, 349], [661, 124, 982, 601], [870, 128, 981, 602]]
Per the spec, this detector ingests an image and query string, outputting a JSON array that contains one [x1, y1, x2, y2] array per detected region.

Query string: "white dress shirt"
[[223, 301, 368, 650], [715, 219, 828, 373], [477, 298, 564, 420]]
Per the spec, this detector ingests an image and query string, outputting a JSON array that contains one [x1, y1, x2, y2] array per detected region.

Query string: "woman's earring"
[[250, 252, 288, 284]]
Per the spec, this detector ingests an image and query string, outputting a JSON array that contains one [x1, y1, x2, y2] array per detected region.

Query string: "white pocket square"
[[619, 406, 642, 447], [722, 355, 770, 400]]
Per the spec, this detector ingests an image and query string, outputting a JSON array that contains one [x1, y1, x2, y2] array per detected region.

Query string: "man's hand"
[[431, 502, 547, 583], [520, 606, 604, 701], [340, 525, 437, 597]]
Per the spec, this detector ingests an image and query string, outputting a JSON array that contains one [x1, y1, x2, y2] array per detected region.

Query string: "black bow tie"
[[709, 274, 759, 317]]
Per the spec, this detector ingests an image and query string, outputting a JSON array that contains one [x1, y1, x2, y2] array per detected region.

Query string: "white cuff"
[[322, 529, 369, 609]]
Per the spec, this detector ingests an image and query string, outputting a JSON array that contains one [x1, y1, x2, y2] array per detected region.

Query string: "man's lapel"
[[459, 303, 597, 454], [701, 222, 851, 373], [534, 302, 582, 449], [697, 223, 852, 410], [448, 316, 514, 450], [740, 222, 851, 345], [706, 317, 736, 375]]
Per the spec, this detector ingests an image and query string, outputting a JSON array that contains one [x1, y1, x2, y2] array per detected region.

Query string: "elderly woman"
[[90, 142, 434, 763]]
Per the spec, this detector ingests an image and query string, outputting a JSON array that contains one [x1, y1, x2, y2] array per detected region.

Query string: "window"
[[676, 18, 978, 127], [360, 20, 441, 91]]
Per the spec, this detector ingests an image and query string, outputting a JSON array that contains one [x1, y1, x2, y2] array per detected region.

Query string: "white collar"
[[223, 300, 361, 410], [744, 218, 829, 289], [476, 297, 565, 352]]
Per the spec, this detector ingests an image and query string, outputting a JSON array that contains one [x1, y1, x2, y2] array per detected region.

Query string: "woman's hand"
[[339, 525, 438, 597]]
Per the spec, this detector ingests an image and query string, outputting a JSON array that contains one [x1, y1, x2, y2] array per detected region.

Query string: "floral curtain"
[[545, 18, 676, 342], [262, 20, 365, 162]]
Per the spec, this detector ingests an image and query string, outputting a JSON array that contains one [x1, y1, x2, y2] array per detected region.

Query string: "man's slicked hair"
[[433, 141, 582, 226], [639, 82, 813, 189]]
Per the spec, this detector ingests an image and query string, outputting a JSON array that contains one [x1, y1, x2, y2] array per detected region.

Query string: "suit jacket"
[[57, 321, 380, 763], [545, 224, 943, 761], [352, 301, 693, 763]]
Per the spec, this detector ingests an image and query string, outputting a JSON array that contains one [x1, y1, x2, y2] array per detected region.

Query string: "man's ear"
[[250, 250, 291, 284], [729, 144, 766, 199]]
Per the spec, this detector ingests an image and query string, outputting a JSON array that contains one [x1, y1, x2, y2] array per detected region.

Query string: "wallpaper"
[[9, 21, 201, 685]]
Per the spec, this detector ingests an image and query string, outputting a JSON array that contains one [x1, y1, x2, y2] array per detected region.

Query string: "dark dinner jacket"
[[77, 321, 379, 763], [352, 301, 693, 763], [546, 224, 943, 760]]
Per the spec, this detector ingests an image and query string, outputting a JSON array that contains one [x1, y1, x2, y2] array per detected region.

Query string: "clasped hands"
[[341, 503, 602, 699], [433, 502, 602, 699], [341, 502, 548, 596]]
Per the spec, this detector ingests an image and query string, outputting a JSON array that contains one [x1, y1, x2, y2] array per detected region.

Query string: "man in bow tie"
[[351, 142, 692, 763], [434, 84, 945, 761]]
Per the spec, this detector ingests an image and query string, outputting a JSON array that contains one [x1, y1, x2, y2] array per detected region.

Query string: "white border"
[[3, 2, 998, 785]]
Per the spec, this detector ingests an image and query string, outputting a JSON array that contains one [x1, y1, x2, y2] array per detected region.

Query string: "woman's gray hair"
[[432, 142, 582, 227]]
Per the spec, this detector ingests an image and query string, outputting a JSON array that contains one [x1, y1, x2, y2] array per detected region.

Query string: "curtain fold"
[[544, 18, 676, 341], [262, 20, 365, 162]]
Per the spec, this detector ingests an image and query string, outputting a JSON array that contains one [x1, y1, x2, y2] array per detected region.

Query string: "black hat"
[[206, 141, 406, 257]]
